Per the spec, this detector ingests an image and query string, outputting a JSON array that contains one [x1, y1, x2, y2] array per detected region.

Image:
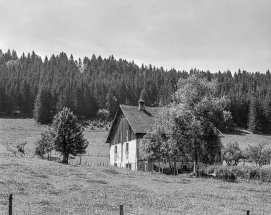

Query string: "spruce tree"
[[33, 88, 54, 124], [248, 97, 267, 133], [52, 107, 89, 164], [106, 88, 117, 119]]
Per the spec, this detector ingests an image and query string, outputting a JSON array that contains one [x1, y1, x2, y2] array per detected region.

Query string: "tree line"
[[0, 49, 271, 133]]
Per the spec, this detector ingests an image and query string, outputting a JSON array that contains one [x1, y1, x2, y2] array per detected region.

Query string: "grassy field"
[[0, 155, 271, 215], [1, 119, 271, 214], [0, 118, 109, 163], [221, 127, 271, 149]]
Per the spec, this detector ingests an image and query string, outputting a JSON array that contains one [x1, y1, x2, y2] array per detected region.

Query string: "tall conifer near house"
[[106, 88, 117, 119], [52, 107, 88, 164]]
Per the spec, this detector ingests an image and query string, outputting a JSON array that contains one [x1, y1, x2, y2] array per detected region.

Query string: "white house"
[[106, 100, 158, 171], [106, 100, 223, 171]]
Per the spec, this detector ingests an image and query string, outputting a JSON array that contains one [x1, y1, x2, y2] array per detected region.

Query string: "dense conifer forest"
[[0, 49, 270, 133]]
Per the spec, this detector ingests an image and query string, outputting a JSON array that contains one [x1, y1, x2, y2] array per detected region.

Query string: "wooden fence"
[[5, 193, 124, 214], [4, 193, 252, 214]]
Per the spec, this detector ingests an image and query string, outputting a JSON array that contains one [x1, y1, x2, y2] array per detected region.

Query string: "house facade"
[[106, 100, 223, 171], [106, 100, 158, 171]]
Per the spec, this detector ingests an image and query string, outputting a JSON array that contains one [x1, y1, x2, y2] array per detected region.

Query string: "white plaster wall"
[[109, 139, 137, 170]]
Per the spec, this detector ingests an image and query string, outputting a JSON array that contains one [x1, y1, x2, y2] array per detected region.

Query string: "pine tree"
[[33, 88, 53, 124], [248, 97, 267, 133], [106, 88, 117, 119], [52, 107, 89, 164]]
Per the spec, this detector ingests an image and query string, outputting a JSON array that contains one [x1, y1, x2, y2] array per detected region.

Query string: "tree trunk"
[[63, 153, 69, 164], [62, 137, 68, 164], [168, 156, 173, 174], [174, 158, 177, 175], [79, 154, 82, 165], [193, 147, 198, 177]]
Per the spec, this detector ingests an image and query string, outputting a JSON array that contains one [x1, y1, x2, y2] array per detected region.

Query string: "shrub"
[[246, 142, 271, 166], [97, 109, 110, 121], [259, 168, 271, 182], [16, 141, 27, 154], [35, 128, 55, 160], [204, 165, 271, 182], [222, 142, 246, 166]]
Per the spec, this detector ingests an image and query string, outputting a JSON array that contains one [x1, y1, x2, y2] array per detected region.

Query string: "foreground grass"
[[0, 156, 271, 215]]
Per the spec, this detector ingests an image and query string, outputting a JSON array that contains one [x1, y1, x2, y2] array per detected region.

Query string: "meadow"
[[1, 118, 271, 214], [0, 155, 271, 215], [221, 127, 271, 150], [0, 118, 109, 164]]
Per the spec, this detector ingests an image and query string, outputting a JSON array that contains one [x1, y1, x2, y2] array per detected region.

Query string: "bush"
[[97, 109, 110, 121], [246, 142, 271, 166], [222, 142, 245, 166], [35, 128, 55, 159], [203, 165, 271, 183], [16, 141, 27, 154]]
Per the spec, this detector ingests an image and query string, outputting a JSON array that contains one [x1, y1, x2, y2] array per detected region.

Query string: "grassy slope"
[[0, 119, 109, 163], [0, 119, 47, 151], [0, 156, 271, 215], [221, 128, 271, 149], [1, 119, 271, 214]]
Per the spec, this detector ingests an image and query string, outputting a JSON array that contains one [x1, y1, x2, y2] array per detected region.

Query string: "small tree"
[[35, 129, 55, 160], [222, 142, 245, 166], [52, 107, 89, 164], [246, 142, 271, 166]]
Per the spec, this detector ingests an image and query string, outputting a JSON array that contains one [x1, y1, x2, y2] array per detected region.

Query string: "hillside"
[[0, 155, 271, 215], [221, 128, 271, 149]]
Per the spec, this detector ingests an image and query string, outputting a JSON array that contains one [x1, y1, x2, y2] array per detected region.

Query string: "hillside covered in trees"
[[0, 49, 271, 133]]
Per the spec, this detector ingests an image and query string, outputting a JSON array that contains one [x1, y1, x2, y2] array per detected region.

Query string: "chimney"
[[138, 99, 145, 111]]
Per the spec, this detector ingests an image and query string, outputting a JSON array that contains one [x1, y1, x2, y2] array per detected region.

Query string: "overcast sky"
[[0, 0, 270, 73]]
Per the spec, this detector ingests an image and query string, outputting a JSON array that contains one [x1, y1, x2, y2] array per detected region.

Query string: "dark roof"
[[120, 105, 159, 134], [106, 104, 223, 143], [106, 105, 159, 143]]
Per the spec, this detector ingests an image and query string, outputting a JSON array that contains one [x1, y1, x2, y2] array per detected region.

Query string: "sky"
[[0, 0, 270, 73]]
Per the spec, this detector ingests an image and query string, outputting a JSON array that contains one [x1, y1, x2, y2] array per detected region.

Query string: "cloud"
[[0, 0, 270, 72]]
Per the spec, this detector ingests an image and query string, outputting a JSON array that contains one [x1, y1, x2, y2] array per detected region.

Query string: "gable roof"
[[106, 104, 224, 143], [106, 105, 159, 143], [120, 105, 159, 134]]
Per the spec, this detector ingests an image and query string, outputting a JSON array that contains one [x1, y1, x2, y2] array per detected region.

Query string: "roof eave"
[[105, 106, 121, 144]]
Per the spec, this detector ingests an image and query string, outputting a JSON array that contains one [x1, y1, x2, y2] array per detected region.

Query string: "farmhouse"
[[106, 100, 223, 171]]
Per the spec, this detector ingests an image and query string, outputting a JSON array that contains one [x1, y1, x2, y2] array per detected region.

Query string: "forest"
[[0, 49, 271, 133]]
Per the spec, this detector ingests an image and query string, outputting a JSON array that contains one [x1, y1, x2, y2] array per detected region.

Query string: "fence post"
[[9, 194, 12, 215], [120, 204, 123, 215], [246, 210, 250, 215]]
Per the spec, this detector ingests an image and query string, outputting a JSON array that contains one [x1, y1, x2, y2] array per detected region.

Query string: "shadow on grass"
[[103, 169, 119, 175], [224, 128, 250, 135]]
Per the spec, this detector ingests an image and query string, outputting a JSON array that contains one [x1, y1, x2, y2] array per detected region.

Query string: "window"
[[126, 143, 129, 159], [126, 130, 129, 141], [126, 163, 131, 170], [126, 142, 129, 153], [114, 145, 117, 154]]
